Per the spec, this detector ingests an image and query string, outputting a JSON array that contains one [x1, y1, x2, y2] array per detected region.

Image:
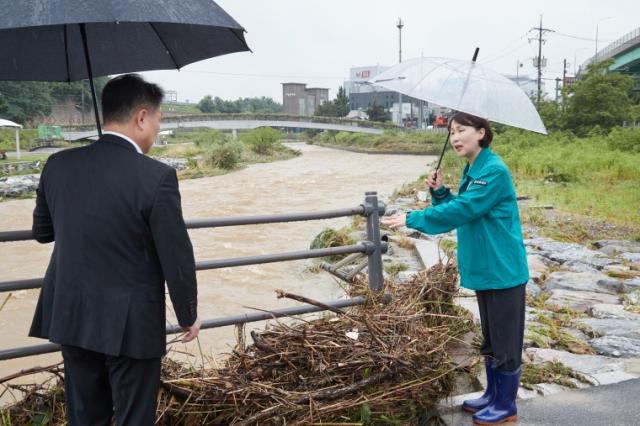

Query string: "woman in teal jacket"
[[383, 112, 528, 425]]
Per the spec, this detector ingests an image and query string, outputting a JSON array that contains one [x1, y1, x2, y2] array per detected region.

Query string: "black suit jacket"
[[29, 134, 198, 359]]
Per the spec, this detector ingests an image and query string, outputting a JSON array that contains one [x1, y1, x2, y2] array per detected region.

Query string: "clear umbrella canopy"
[[371, 56, 547, 134]]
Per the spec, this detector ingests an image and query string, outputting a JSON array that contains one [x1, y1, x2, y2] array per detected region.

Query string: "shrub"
[[193, 130, 230, 148], [607, 127, 640, 153], [203, 141, 242, 170], [243, 127, 283, 155]]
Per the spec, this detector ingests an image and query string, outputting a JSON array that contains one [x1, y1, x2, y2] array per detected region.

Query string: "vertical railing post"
[[364, 191, 384, 292]]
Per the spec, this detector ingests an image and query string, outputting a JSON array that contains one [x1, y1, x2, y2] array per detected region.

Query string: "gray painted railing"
[[0, 192, 387, 361]]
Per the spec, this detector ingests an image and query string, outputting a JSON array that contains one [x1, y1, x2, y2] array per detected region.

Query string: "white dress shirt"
[[102, 131, 143, 154]]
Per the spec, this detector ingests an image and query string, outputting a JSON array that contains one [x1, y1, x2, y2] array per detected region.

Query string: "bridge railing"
[[62, 113, 398, 133], [0, 192, 388, 361], [584, 26, 640, 67]]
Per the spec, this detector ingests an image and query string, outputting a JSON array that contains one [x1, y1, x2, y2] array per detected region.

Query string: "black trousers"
[[476, 283, 526, 372], [61, 345, 160, 426]]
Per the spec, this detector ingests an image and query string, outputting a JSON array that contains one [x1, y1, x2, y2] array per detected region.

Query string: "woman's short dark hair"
[[101, 74, 164, 124], [448, 112, 494, 147]]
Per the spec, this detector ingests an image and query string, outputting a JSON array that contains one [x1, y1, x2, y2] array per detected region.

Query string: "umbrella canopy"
[[371, 56, 547, 135], [0, 0, 250, 81], [0, 0, 250, 135], [0, 118, 23, 159], [0, 119, 23, 128]]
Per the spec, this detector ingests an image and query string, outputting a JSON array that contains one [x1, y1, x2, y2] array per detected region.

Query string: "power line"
[[479, 32, 530, 63], [181, 69, 344, 80]]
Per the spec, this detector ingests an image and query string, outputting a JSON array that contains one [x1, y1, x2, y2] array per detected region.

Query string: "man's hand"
[[381, 214, 407, 230], [426, 169, 443, 190], [182, 317, 201, 343]]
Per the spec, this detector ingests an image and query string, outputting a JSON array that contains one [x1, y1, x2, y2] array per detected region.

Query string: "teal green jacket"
[[406, 148, 529, 291]]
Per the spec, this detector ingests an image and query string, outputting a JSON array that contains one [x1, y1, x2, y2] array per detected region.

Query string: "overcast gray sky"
[[140, 0, 640, 104]]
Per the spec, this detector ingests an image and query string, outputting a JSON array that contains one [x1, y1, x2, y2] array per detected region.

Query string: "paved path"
[[442, 378, 640, 426]]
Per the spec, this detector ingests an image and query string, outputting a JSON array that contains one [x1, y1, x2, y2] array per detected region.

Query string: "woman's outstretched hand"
[[381, 213, 407, 230]]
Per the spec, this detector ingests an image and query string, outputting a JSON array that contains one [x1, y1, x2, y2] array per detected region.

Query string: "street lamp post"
[[573, 47, 588, 75], [595, 17, 612, 62]]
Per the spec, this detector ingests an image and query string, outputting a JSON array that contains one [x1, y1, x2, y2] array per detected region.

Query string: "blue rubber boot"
[[472, 366, 520, 425], [462, 358, 496, 413]]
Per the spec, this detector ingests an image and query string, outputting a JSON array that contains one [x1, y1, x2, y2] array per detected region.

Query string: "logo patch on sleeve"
[[473, 180, 487, 186]]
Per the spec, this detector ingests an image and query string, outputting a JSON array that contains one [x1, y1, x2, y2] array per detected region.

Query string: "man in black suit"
[[29, 74, 200, 425]]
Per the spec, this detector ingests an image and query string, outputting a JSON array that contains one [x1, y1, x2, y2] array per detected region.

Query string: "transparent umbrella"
[[371, 49, 547, 170]]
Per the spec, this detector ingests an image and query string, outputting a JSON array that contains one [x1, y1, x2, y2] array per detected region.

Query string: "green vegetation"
[[521, 361, 591, 390], [197, 95, 283, 114], [0, 128, 40, 152], [242, 127, 283, 155], [0, 78, 109, 124], [310, 130, 443, 154], [436, 128, 640, 236], [315, 86, 350, 118], [384, 262, 409, 276], [540, 60, 640, 136], [366, 99, 392, 123], [162, 103, 201, 115], [309, 227, 356, 261], [527, 311, 594, 355], [150, 128, 299, 180]]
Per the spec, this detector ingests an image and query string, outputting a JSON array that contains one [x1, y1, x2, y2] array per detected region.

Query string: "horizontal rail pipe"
[[0, 243, 389, 293], [0, 295, 389, 361], [0, 204, 385, 243]]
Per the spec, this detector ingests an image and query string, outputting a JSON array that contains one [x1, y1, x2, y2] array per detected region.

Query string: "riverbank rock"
[[543, 271, 623, 294], [589, 304, 640, 320], [593, 240, 640, 256], [589, 336, 640, 358], [0, 174, 39, 198], [525, 347, 626, 376], [525, 237, 618, 269], [545, 289, 620, 312], [577, 318, 640, 341], [154, 157, 189, 171]]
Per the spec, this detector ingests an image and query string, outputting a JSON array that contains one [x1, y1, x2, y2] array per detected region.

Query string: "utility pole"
[[555, 77, 561, 103], [396, 18, 404, 128], [529, 15, 554, 105], [562, 58, 568, 105]]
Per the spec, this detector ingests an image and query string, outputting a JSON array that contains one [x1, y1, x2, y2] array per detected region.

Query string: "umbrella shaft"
[[434, 132, 450, 172], [79, 24, 102, 137]]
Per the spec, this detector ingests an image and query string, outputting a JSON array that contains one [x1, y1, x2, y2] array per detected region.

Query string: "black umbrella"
[[0, 0, 251, 135]]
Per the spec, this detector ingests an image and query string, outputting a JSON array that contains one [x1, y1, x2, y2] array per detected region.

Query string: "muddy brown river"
[[0, 142, 433, 386]]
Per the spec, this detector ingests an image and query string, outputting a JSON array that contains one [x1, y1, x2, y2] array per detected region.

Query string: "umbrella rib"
[[149, 23, 180, 69], [230, 28, 252, 53], [404, 63, 442, 96]]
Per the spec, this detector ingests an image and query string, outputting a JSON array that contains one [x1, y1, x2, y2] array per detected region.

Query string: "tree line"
[[0, 78, 109, 124], [536, 59, 640, 136], [197, 95, 283, 114]]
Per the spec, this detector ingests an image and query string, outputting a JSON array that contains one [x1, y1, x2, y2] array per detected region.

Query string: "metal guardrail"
[[61, 113, 398, 133], [0, 192, 387, 361], [584, 26, 640, 67]]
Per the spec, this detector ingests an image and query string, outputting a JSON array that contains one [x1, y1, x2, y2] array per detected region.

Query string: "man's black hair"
[[101, 74, 164, 124]]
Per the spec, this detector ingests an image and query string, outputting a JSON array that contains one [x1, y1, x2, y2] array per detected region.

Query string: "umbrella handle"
[[433, 132, 450, 174]]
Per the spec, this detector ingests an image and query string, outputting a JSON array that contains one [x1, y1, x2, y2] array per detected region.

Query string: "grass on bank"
[[309, 129, 445, 154], [145, 127, 300, 179], [314, 127, 640, 239]]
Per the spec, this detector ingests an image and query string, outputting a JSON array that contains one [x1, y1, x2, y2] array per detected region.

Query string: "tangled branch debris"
[[2, 262, 477, 425]]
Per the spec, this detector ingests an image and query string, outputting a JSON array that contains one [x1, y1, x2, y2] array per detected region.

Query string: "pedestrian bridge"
[[582, 26, 640, 76], [62, 114, 389, 141]]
